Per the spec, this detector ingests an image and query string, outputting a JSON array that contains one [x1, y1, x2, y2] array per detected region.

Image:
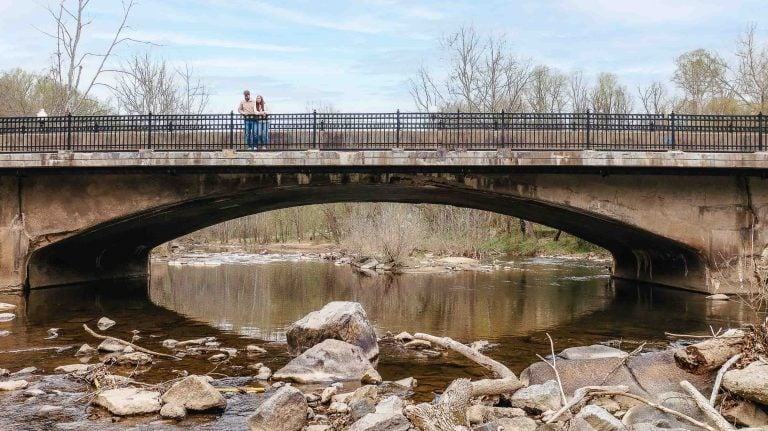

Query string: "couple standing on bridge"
[[238, 90, 270, 150]]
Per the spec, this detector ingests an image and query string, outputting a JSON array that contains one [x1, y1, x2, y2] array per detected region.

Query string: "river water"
[[0, 255, 758, 428]]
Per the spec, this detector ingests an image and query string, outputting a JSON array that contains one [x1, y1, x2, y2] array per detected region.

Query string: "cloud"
[[560, 0, 728, 25], [97, 30, 305, 52]]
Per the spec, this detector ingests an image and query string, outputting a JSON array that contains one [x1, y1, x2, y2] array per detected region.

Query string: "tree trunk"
[[673, 332, 744, 374]]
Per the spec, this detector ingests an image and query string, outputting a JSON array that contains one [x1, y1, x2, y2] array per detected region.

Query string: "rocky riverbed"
[[1, 297, 766, 431]]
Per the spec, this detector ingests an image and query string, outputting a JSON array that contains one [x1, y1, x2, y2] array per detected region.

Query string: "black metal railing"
[[0, 111, 765, 153]]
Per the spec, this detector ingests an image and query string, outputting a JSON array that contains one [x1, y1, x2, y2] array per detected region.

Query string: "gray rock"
[[11, 366, 37, 376], [350, 385, 378, 405], [723, 361, 768, 405], [496, 417, 538, 431], [287, 301, 379, 360], [559, 345, 628, 360], [160, 402, 187, 420], [361, 367, 382, 384], [321, 386, 337, 404], [0, 380, 28, 391], [97, 317, 116, 330], [467, 405, 526, 424], [511, 380, 562, 413], [348, 410, 410, 431], [256, 366, 272, 380], [375, 396, 404, 415], [160, 375, 226, 411], [162, 339, 178, 348], [393, 377, 416, 388], [330, 401, 350, 413], [54, 364, 92, 373], [621, 392, 708, 430], [350, 398, 376, 420], [0, 312, 15, 322], [93, 387, 161, 416], [24, 388, 45, 397], [721, 399, 768, 427], [76, 343, 97, 356], [117, 352, 152, 366], [306, 425, 332, 431], [97, 339, 125, 352], [273, 339, 381, 384], [248, 386, 307, 431], [38, 405, 63, 415], [576, 405, 627, 431]]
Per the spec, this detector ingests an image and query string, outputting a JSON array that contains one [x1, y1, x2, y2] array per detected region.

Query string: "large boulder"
[[247, 386, 307, 431], [160, 375, 226, 411], [274, 339, 381, 384], [347, 395, 410, 431], [522, 350, 712, 398], [287, 302, 378, 360], [510, 380, 562, 414], [93, 387, 161, 416], [723, 361, 768, 405]]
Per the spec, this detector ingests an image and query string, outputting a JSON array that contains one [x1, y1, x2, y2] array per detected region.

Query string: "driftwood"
[[545, 385, 629, 424], [413, 333, 518, 381], [83, 324, 180, 361], [595, 391, 717, 431], [709, 353, 742, 406], [680, 380, 736, 431], [470, 378, 523, 397], [674, 331, 744, 374], [404, 378, 472, 431]]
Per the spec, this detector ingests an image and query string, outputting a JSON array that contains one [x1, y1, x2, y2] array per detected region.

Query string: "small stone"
[[160, 402, 187, 420], [205, 341, 222, 348], [38, 405, 63, 415], [469, 340, 493, 351], [247, 344, 267, 354], [306, 406, 315, 420], [0, 313, 16, 322], [220, 347, 237, 357], [361, 368, 382, 384], [256, 366, 272, 380], [329, 401, 349, 414], [321, 386, 338, 404], [393, 332, 413, 343], [97, 317, 116, 330], [55, 364, 92, 373], [161, 375, 227, 411], [706, 293, 730, 301], [404, 340, 431, 349], [0, 330, 10, 337], [393, 377, 416, 388], [271, 381, 285, 389], [76, 344, 98, 356], [0, 368, 8, 377], [24, 388, 45, 397], [0, 380, 28, 391], [576, 405, 626, 431], [0, 302, 16, 312], [122, 345, 135, 353], [162, 339, 179, 349], [11, 367, 37, 376], [496, 417, 538, 431], [208, 353, 227, 362], [97, 339, 125, 353], [116, 352, 152, 366], [350, 398, 376, 420], [93, 387, 161, 416]]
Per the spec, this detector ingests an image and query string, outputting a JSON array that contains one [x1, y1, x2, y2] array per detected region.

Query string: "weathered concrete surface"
[[1, 149, 766, 293]]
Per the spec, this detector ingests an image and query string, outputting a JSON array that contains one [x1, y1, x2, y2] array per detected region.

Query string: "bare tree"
[[730, 24, 768, 113], [590, 73, 633, 114], [176, 64, 210, 115], [526, 66, 567, 113], [637, 81, 670, 114], [672, 49, 726, 114], [39, 0, 139, 114], [568, 71, 590, 113]]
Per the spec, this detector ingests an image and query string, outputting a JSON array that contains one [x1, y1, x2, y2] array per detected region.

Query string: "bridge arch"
[[25, 170, 708, 292]]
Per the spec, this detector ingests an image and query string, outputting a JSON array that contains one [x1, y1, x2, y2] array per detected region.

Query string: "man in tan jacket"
[[238, 90, 257, 149]]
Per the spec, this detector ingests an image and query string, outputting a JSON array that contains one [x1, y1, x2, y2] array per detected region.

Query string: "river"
[[0, 254, 758, 428]]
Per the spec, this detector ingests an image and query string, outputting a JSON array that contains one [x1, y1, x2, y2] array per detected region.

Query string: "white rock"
[[321, 386, 338, 404], [706, 293, 730, 301], [122, 345, 135, 353], [97, 317, 116, 330], [0, 380, 28, 391], [161, 375, 226, 411], [55, 364, 92, 373], [162, 339, 179, 349], [329, 401, 350, 413], [208, 353, 227, 362], [0, 303, 16, 312], [256, 366, 272, 380], [76, 344, 97, 356], [11, 367, 36, 376], [160, 402, 186, 420], [247, 344, 268, 354], [0, 313, 16, 322], [393, 377, 416, 388], [93, 387, 161, 416], [97, 339, 125, 352], [247, 386, 307, 431], [0, 330, 9, 337]]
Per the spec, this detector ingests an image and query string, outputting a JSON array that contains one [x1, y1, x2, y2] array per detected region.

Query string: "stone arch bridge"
[[1, 149, 766, 293]]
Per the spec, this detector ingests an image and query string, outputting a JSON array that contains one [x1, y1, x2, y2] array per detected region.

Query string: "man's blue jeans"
[[244, 118, 256, 149], [255, 120, 270, 147]]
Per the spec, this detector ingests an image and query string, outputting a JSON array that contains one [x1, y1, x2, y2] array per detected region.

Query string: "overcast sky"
[[1, 0, 767, 113]]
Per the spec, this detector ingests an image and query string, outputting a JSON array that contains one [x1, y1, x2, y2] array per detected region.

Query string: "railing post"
[[500, 110, 505, 147], [229, 111, 234, 148], [585, 110, 591, 150], [759, 112, 764, 152], [396, 109, 401, 147], [670, 111, 676, 150], [312, 109, 318, 149], [147, 111, 153, 150], [66, 112, 72, 151]]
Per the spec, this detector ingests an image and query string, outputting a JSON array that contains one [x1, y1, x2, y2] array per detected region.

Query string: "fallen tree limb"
[[413, 333, 518, 381], [680, 380, 736, 431], [546, 385, 629, 424], [470, 377, 524, 397], [594, 391, 717, 431], [709, 353, 742, 406], [83, 324, 180, 361], [673, 330, 744, 374], [404, 378, 472, 431]]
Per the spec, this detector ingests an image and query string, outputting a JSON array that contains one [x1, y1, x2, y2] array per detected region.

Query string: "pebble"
[[97, 317, 116, 330], [0, 380, 29, 391], [246, 344, 267, 354], [0, 313, 16, 322], [24, 388, 45, 397], [0, 330, 9, 337], [0, 302, 16, 312], [76, 343, 98, 356]]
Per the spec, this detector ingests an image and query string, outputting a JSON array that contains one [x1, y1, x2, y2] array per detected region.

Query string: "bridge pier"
[[1, 150, 766, 294]]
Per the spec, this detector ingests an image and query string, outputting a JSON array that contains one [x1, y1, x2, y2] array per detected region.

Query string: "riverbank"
[[0, 297, 764, 430]]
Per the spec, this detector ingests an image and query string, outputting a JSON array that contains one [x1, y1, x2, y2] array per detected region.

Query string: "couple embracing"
[[238, 90, 269, 150]]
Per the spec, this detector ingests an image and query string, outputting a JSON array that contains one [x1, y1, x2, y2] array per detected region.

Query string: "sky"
[[1, 0, 767, 113]]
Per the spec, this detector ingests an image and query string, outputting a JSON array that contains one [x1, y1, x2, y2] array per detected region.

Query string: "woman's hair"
[[255, 95, 266, 111]]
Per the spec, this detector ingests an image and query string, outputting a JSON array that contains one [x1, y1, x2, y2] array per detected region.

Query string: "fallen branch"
[[594, 391, 717, 431], [470, 377, 524, 397], [413, 333, 518, 381], [680, 380, 736, 431], [83, 324, 179, 361], [546, 385, 629, 424], [709, 353, 742, 406], [535, 333, 566, 408], [404, 378, 472, 431], [664, 332, 740, 339]]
